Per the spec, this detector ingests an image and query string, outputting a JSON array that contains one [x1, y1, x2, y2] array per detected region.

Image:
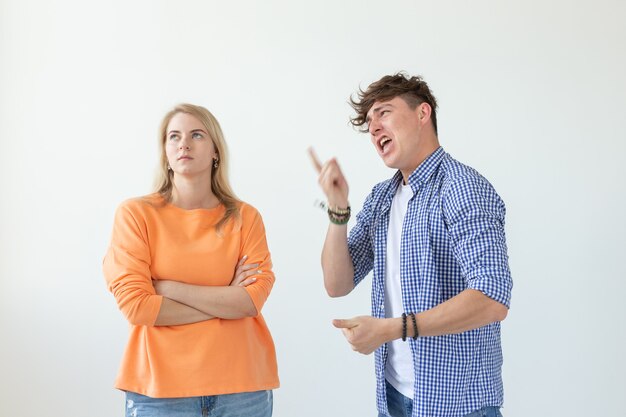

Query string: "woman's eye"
[[192, 132, 203, 139], [168, 134, 179, 141]]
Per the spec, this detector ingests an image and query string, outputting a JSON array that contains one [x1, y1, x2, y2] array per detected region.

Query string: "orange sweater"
[[103, 194, 279, 397]]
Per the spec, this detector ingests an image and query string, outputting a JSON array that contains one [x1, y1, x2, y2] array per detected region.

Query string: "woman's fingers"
[[237, 255, 248, 267], [240, 269, 261, 280], [237, 262, 259, 273], [238, 276, 258, 287], [231, 265, 261, 286]]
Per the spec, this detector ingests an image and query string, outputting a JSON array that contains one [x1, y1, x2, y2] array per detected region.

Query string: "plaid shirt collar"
[[383, 146, 446, 207]]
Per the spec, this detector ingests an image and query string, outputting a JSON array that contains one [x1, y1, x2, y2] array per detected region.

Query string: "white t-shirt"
[[384, 182, 415, 398]]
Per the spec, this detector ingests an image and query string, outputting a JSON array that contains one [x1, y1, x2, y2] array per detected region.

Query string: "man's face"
[[366, 96, 426, 175]]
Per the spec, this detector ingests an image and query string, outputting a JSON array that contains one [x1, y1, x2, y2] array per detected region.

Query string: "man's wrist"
[[382, 316, 419, 342], [327, 199, 349, 209], [382, 317, 403, 343]]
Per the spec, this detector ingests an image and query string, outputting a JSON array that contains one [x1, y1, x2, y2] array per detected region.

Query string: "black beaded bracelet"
[[401, 313, 407, 341], [410, 313, 419, 340]]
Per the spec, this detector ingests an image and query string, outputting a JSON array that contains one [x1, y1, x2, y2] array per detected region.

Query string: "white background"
[[1, 1, 625, 416]]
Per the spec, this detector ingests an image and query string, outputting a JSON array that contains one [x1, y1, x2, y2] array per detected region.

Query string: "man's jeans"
[[379, 379, 503, 417]]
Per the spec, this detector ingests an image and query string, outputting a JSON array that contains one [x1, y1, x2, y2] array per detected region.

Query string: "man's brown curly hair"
[[349, 73, 439, 135]]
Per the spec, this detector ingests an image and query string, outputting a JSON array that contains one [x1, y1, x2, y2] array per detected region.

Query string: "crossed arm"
[[105, 203, 276, 328], [152, 256, 261, 326]]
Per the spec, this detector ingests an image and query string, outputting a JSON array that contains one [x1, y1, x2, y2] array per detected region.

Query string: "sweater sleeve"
[[239, 208, 275, 315], [103, 201, 163, 326]]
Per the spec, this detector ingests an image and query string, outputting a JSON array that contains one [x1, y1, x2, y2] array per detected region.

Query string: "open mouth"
[[379, 136, 391, 153]]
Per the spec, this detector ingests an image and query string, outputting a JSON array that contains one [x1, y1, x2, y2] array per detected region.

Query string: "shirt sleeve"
[[442, 174, 513, 308], [102, 202, 163, 326], [348, 190, 376, 287], [239, 208, 276, 315]]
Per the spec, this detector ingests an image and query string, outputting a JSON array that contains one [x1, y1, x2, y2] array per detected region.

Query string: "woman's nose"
[[179, 137, 191, 150]]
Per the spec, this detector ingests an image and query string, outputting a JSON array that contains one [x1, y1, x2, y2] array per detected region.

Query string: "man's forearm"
[[413, 289, 508, 337], [334, 290, 508, 354], [321, 223, 355, 297]]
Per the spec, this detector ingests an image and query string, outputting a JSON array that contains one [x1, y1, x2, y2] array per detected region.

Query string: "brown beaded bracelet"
[[410, 313, 419, 340], [401, 313, 407, 341]]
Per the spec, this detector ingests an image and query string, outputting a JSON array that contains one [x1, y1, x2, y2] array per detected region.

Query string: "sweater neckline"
[[155, 194, 225, 216]]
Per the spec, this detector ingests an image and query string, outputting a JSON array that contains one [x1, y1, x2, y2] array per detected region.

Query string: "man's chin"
[[380, 157, 399, 170]]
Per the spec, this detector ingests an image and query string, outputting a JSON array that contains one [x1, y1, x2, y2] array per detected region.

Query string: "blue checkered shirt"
[[348, 147, 512, 417]]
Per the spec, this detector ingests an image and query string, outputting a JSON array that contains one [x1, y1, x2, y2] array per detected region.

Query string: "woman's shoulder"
[[117, 193, 165, 215], [235, 200, 260, 219]]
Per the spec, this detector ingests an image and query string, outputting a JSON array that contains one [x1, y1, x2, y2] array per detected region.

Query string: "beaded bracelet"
[[329, 214, 350, 225], [401, 313, 407, 341], [410, 313, 419, 340], [315, 200, 351, 225], [328, 206, 351, 225], [328, 205, 351, 216]]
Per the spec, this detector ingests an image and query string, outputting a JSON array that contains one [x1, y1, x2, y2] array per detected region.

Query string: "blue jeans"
[[125, 390, 273, 417], [379, 380, 503, 417]]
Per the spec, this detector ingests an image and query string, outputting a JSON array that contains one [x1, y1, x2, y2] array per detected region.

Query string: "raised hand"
[[308, 147, 349, 209]]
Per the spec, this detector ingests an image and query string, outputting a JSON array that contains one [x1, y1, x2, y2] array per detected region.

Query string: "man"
[[309, 73, 512, 417]]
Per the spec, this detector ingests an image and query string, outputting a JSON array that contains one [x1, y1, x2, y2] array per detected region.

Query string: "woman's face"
[[165, 112, 218, 179]]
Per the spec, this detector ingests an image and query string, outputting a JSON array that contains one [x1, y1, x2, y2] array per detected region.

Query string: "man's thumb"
[[333, 318, 357, 329]]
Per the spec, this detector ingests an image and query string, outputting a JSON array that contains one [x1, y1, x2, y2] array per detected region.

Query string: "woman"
[[103, 104, 279, 417]]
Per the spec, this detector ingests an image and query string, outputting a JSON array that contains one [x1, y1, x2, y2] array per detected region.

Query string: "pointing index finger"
[[307, 147, 323, 173]]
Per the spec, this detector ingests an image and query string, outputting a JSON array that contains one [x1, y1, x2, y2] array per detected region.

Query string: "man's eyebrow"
[[366, 104, 392, 122]]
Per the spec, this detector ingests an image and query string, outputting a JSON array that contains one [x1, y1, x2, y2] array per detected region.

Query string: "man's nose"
[[368, 118, 381, 134]]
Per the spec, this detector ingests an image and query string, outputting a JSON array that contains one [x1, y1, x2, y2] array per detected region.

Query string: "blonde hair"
[[154, 103, 240, 231]]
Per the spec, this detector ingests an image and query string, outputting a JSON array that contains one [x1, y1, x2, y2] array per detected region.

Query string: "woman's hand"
[[230, 255, 261, 287]]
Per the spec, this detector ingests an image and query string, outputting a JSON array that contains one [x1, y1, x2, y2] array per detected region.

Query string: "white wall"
[[1, 1, 625, 416]]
